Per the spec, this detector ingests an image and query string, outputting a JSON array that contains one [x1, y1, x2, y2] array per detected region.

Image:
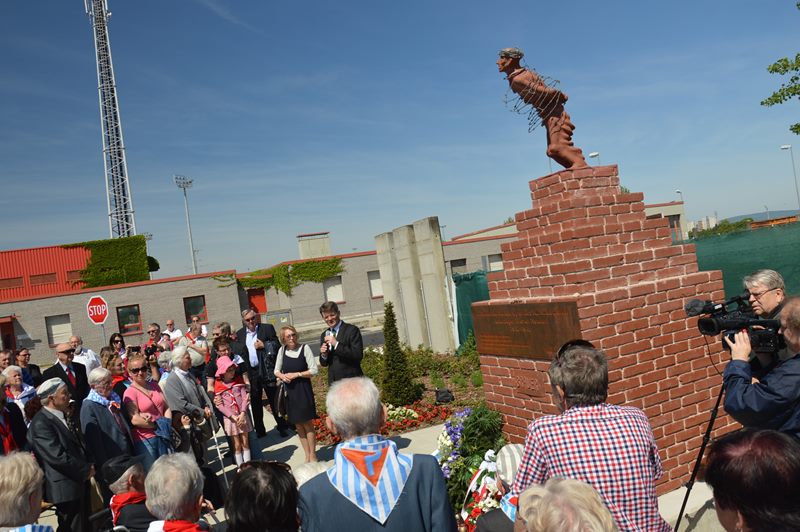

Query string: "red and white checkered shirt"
[[511, 403, 671, 532]]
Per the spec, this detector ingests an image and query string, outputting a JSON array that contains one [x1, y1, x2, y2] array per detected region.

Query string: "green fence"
[[693, 223, 800, 298], [453, 270, 490, 345]]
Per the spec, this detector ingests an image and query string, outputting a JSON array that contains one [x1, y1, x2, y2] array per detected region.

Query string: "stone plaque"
[[472, 301, 581, 359]]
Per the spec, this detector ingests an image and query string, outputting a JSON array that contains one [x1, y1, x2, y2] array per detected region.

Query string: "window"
[[30, 273, 57, 285], [482, 254, 504, 272], [450, 259, 467, 275], [66, 270, 83, 281], [45, 314, 72, 345], [183, 295, 208, 324], [117, 304, 142, 334], [323, 276, 344, 303], [367, 271, 383, 298], [0, 277, 23, 290]]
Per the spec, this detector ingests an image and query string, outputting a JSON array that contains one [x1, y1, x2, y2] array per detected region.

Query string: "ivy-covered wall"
[[63, 235, 151, 288], [219, 257, 344, 296]]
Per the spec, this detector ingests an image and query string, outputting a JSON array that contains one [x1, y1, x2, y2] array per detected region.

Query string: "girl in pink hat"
[[214, 357, 252, 466]]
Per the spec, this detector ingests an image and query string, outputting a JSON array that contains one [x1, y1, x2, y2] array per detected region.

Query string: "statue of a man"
[[497, 47, 587, 169]]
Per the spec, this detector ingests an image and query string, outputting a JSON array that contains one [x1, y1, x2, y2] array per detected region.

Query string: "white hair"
[[744, 269, 785, 291], [293, 461, 329, 488], [145, 453, 203, 521], [2, 365, 22, 378], [518, 477, 617, 532], [0, 452, 44, 526], [88, 367, 112, 387], [170, 346, 189, 367], [109, 464, 144, 495], [326, 377, 383, 440]]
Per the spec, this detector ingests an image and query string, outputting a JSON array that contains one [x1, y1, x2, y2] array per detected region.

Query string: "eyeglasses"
[[17, 352, 30, 358], [113, 339, 123, 343], [749, 288, 777, 300], [244, 317, 257, 322], [129, 366, 147, 374], [286, 333, 298, 338], [147, 330, 158, 334]]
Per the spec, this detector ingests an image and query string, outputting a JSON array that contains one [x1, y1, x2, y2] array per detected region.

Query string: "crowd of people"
[[1, 268, 800, 531]]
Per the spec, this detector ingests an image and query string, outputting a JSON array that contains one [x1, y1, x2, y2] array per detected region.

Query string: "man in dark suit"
[[29, 378, 94, 532], [42, 343, 90, 418], [319, 301, 364, 385], [236, 310, 291, 437]]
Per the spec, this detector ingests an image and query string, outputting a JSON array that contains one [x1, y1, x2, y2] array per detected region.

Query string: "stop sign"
[[86, 295, 109, 325]]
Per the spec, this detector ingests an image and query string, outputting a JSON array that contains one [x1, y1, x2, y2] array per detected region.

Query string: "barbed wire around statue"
[[503, 60, 563, 134]]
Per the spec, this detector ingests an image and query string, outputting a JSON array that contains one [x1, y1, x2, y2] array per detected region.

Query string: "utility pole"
[[174, 175, 198, 274], [85, 0, 136, 238]]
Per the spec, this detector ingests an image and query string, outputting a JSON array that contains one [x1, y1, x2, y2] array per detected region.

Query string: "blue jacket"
[[723, 353, 800, 437]]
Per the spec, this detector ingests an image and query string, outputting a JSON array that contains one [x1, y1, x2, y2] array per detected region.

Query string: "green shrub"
[[459, 405, 505, 458], [361, 347, 383, 382], [451, 373, 467, 389], [380, 303, 423, 405], [431, 373, 445, 390], [470, 370, 483, 387]]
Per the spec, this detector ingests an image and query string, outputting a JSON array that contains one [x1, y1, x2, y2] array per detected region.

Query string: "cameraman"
[[723, 297, 800, 438], [745, 269, 789, 363]]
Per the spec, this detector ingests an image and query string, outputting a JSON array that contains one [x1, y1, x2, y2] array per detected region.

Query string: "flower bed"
[[312, 400, 453, 446]]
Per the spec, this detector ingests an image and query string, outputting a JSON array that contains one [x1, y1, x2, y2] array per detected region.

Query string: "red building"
[[0, 244, 91, 302]]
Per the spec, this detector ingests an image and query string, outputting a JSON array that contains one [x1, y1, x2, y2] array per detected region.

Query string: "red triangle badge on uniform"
[[341, 447, 389, 486]]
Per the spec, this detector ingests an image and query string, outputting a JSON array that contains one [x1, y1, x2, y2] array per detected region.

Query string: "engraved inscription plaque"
[[472, 301, 581, 360]]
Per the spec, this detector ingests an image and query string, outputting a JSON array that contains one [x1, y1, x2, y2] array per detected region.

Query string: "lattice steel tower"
[[85, 0, 136, 238]]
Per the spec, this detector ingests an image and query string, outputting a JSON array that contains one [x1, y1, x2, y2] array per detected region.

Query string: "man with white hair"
[[104, 454, 156, 532], [70, 335, 101, 374], [0, 451, 53, 531], [299, 377, 456, 531], [28, 378, 94, 532], [145, 453, 209, 531]]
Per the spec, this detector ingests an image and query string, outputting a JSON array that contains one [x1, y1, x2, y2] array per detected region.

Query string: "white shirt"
[[73, 347, 101, 374], [166, 328, 183, 342], [245, 328, 259, 367]]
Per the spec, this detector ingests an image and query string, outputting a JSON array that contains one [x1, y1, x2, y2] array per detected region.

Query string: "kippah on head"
[[499, 47, 524, 59], [37, 377, 66, 400]]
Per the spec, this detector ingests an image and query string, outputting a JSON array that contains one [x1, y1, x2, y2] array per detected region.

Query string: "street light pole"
[[780, 145, 800, 214], [675, 189, 684, 203], [174, 175, 198, 275], [588, 152, 601, 166]]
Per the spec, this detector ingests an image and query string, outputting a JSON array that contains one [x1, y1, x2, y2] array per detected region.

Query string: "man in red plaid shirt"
[[511, 344, 671, 531]]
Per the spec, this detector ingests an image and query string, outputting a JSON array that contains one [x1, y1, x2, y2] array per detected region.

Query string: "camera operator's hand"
[[724, 330, 752, 362]]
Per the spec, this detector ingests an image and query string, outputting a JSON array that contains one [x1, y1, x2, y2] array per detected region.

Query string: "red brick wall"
[[477, 165, 737, 494]]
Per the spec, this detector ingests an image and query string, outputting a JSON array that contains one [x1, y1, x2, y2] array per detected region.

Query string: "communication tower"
[[85, 0, 136, 238]]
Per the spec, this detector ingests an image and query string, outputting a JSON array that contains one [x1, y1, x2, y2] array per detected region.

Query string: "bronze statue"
[[497, 47, 587, 169]]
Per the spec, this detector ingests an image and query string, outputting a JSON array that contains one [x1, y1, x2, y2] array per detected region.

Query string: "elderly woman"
[[274, 325, 318, 463], [0, 375, 27, 454], [145, 453, 208, 531], [123, 353, 174, 471], [101, 347, 130, 399], [15, 348, 42, 388], [705, 429, 800, 531], [3, 365, 37, 411], [0, 451, 52, 531], [164, 347, 212, 465], [81, 367, 134, 501]]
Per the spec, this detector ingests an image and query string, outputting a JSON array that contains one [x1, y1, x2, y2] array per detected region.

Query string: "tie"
[[66, 366, 77, 387]]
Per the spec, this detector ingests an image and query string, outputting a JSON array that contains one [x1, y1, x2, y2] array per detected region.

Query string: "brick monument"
[[473, 164, 736, 493]]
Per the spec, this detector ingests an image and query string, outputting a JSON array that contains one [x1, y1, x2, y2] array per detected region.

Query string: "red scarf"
[[214, 376, 246, 415], [0, 409, 19, 454], [112, 374, 127, 387], [159, 520, 206, 531], [110, 491, 147, 524], [4, 386, 14, 401]]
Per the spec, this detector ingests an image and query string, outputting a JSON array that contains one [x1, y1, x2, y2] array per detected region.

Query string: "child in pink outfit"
[[214, 358, 252, 466]]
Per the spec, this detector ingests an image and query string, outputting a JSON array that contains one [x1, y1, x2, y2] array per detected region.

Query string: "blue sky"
[[0, 1, 798, 278]]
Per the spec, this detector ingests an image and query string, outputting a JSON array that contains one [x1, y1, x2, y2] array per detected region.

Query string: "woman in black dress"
[[274, 326, 318, 463]]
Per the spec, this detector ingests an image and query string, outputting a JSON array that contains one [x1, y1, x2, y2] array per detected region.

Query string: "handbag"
[[276, 382, 289, 420]]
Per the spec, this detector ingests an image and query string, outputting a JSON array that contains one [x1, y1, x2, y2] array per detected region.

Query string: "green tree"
[[761, 3, 800, 134], [380, 302, 422, 405]]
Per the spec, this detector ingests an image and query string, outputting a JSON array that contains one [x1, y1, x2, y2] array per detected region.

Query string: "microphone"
[[684, 299, 712, 317]]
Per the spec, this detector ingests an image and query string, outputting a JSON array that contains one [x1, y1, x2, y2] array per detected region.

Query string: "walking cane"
[[201, 391, 231, 491]]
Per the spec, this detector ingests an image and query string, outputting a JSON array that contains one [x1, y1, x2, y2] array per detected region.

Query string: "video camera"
[[684, 291, 784, 354]]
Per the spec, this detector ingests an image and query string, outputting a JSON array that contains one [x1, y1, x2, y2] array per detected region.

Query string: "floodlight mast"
[[85, 0, 136, 238]]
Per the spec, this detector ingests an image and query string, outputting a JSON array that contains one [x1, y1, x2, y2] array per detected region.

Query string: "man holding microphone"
[[319, 302, 364, 385]]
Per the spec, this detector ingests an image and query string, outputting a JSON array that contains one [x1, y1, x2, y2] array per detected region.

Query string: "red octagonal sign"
[[87, 295, 109, 325]]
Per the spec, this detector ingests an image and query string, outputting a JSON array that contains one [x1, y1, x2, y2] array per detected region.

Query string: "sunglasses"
[[129, 366, 147, 374], [244, 317, 257, 322], [555, 339, 595, 360], [147, 330, 158, 334]]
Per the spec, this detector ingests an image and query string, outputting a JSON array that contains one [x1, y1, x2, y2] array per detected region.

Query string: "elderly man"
[[28, 378, 94, 532], [104, 454, 156, 532], [744, 269, 790, 363], [511, 345, 669, 531], [236, 310, 288, 437], [0, 349, 13, 373], [41, 342, 90, 417], [70, 335, 101, 374], [163, 346, 212, 464], [724, 296, 800, 437], [319, 301, 364, 384], [299, 377, 456, 531], [164, 319, 183, 343], [0, 451, 53, 531], [145, 453, 210, 531]]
